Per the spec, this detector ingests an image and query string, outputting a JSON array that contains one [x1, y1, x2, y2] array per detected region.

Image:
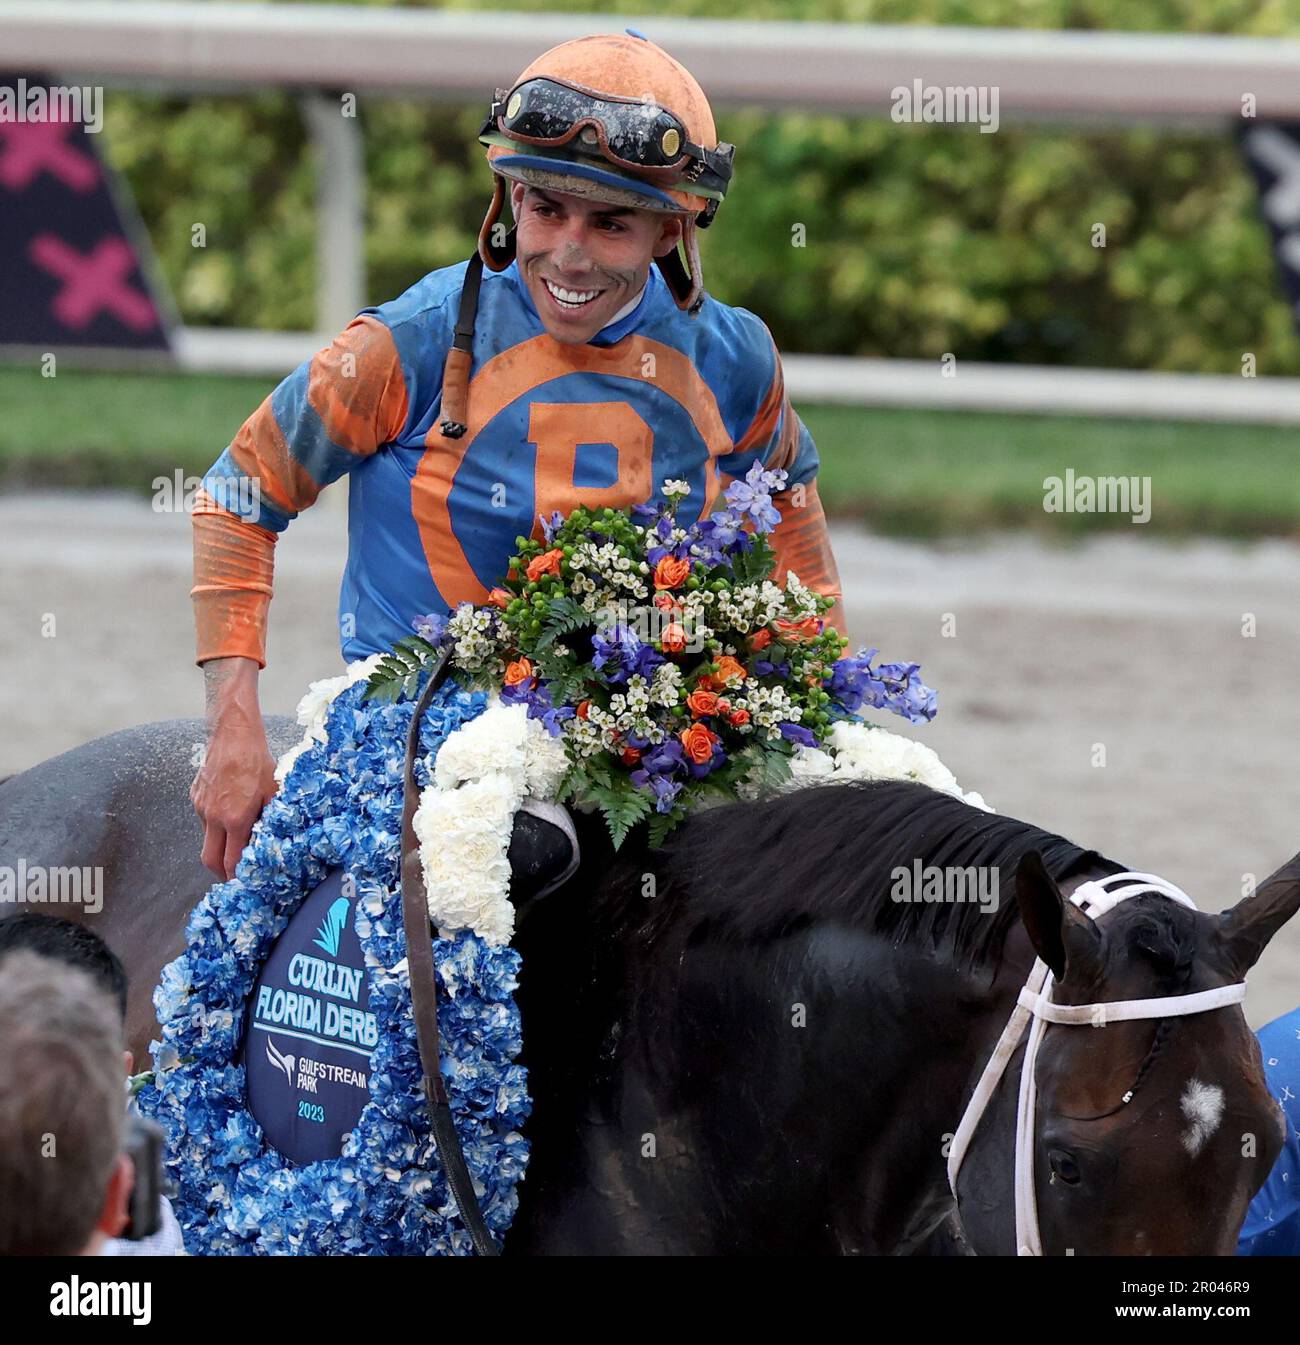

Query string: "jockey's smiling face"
[[511, 182, 684, 345]]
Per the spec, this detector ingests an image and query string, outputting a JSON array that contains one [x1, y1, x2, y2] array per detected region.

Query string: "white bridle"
[[946, 870, 1248, 1256]]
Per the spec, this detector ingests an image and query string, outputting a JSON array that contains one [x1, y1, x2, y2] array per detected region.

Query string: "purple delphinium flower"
[[646, 514, 694, 566], [539, 510, 566, 544], [591, 623, 664, 686], [638, 738, 686, 777], [684, 738, 727, 779], [828, 647, 938, 725], [723, 460, 786, 535], [629, 738, 689, 812], [875, 660, 938, 723], [411, 612, 450, 645], [640, 774, 684, 813], [500, 675, 576, 737], [779, 722, 818, 748]]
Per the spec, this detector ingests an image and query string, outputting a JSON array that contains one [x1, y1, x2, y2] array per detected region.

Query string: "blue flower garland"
[[137, 678, 532, 1254]]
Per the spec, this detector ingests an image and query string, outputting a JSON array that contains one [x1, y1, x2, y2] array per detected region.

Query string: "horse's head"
[[957, 849, 1300, 1256]]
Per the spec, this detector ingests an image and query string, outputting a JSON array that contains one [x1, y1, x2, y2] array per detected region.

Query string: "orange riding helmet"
[[475, 29, 735, 315]]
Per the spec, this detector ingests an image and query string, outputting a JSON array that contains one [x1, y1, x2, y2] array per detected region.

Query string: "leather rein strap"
[[399, 653, 501, 1256]]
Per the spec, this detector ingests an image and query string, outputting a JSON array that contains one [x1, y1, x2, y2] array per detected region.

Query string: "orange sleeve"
[[191, 487, 277, 667], [190, 316, 409, 669], [768, 479, 846, 636]]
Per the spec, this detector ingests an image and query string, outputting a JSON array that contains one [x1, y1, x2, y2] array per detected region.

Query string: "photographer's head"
[[0, 912, 131, 1070], [0, 949, 132, 1255]]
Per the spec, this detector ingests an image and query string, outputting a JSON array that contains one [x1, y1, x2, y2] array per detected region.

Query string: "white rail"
[[170, 329, 1300, 425], [4, 1, 1298, 420], [6, 2, 1300, 118]]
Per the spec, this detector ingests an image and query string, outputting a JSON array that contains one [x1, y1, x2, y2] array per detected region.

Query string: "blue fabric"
[[491, 153, 682, 209], [1239, 1008, 1300, 1255], [303, 254, 799, 662], [197, 249, 814, 662]]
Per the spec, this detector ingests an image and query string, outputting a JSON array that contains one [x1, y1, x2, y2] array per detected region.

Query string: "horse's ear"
[[1015, 850, 1102, 984], [1218, 851, 1300, 976]]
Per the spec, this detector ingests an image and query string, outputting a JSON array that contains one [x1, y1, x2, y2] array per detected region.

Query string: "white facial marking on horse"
[[1180, 1078, 1225, 1157]]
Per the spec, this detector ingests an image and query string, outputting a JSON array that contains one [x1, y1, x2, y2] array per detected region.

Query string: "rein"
[[400, 654, 501, 1256], [945, 871, 1248, 1256]]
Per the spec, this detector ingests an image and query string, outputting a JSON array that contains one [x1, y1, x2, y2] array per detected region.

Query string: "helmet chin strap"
[[654, 216, 705, 313], [946, 871, 1248, 1256]]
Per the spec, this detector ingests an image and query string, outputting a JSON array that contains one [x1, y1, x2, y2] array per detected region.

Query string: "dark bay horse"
[[2, 720, 1296, 1254]]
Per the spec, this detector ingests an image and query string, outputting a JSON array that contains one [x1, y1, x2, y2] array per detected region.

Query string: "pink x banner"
[[0, 73, 173, 353]]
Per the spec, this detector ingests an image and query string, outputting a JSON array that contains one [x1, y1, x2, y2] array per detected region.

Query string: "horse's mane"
[[616, 778, 1126, 974]]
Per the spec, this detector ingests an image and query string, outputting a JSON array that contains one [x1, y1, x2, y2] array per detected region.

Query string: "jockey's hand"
[[191, 657, 278, 881]]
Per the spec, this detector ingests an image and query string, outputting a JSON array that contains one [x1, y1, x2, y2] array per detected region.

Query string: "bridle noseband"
[[946, 871, 1248, 1256]]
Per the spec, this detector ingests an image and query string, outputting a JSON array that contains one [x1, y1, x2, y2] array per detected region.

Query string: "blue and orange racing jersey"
[[192, 256, 843, 667]]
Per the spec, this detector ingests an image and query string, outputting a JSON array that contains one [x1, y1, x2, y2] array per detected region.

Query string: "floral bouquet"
[[365, 463, 936, 847]]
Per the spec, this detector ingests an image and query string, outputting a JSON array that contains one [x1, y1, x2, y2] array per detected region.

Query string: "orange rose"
[[703, 655, 746, 689], [525, 548, 564, 582], [653, 555, 691, 590], [775, 616, 823, 643], [686, 689, 720, 718], [750, 628, 773, 650], [678, 723, 720, 765], [488, 587, 511, 610], [653, 592, 681, 613], [728, 708, 751, 727], [661, 622, 688, 654], [576, 699, 591, 720], [620, 747, 643, 766], [503, 657, 533, 687]]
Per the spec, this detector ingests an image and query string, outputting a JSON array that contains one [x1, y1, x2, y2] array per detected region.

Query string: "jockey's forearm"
[[201, 656, 264, 734], [768, 479, 847, 636], [191, 488, 277, 668]]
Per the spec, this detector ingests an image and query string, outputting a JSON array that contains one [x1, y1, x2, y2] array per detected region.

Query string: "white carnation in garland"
[[274, 654, 385, 783], [521, 722, 569, 801], [414, 774, 517, 947], [788, 746, 837, 786], [430, 696, 569, 801], [433, 699, 531, 792], [416, 693, 571, 947], [787, 721, 992, 812]]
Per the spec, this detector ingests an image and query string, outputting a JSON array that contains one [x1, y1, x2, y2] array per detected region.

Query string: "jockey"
[[189, 29, 845, 894]]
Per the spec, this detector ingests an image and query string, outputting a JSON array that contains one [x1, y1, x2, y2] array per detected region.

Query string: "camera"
[[121, 1113, 166, 1241]]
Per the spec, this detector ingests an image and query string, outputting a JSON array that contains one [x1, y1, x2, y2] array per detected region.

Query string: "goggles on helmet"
[[481, 76, 734, 199]]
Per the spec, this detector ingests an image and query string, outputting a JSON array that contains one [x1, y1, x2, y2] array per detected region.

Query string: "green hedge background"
[[104, 0, 1300, 372]]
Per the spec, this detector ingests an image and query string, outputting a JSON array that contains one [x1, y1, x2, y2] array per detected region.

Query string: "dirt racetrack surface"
[[2, 491, 1297, 1027]]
